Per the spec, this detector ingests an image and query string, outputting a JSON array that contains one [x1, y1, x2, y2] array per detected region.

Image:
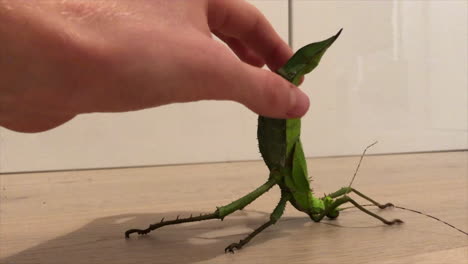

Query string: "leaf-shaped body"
[[277, 29, 342, 84], [257, 29, 342, 212]]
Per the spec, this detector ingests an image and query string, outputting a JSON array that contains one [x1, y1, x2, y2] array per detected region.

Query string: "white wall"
[[0, 0, 289, 173], [295, 0, 467, 156], [1, 0, 466, 173]]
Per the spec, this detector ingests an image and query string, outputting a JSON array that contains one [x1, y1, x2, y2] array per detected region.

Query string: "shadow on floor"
[[2, 210, 309, 264]]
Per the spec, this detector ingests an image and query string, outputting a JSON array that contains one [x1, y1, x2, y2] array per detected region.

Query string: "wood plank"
[[1, 151, 467, 264]]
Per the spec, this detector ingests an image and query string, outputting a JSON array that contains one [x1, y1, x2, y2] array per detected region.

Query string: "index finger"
[[207, 0, 292, 71]]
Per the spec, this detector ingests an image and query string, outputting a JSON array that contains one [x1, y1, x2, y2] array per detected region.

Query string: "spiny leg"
[[225, 193, 290, 253], [327, 187, 394, 209], [350, 188, 394, 209], [125, 213, 218, 238], [312, 196, 402, 225], [225, 221, 272, 253], [125, 178, 277, 238], [345, 197, 403, 225], [332, 196, 403, 225]]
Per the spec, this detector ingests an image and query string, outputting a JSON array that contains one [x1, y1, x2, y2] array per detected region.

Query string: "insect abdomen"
[[258, 116, 286, 170]]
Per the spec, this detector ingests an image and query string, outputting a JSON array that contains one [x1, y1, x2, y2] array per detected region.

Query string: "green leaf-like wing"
[[277, 29, 342, 85]]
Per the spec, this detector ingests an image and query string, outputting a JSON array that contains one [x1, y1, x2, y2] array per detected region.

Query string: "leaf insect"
[[125, 29, 467, 252]]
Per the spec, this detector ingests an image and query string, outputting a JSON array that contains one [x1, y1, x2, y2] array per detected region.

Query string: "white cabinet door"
[[293, 0, 467, 157], [0, 1, 289, 173]]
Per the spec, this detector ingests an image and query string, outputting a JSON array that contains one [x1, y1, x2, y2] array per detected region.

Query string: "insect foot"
[[386, 219, 404, 225], [379, 203, 395, 209], [225, 242, 244, 253], [125, 226, 152, 238]]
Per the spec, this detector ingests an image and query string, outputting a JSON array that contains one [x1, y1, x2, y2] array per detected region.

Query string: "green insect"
[[125, 29, 403, 252]]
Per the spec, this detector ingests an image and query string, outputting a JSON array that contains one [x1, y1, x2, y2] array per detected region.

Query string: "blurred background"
[[0, 0, 466, 173]]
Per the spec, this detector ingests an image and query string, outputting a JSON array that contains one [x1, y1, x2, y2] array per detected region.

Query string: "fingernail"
[[286, 86, 309, 118]]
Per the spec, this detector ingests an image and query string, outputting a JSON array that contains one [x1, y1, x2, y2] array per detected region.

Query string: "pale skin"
[[0, 0, 309, 133]]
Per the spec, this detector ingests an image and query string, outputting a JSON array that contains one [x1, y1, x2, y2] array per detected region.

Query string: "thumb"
[[231, 64, 310, 119]]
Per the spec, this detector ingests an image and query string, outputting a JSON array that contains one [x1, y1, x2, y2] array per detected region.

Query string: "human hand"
[[0, 0, 309, 133]]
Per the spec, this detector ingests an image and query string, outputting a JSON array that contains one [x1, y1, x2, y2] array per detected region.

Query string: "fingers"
[[235, 64, 310, 119], [157, 37, 309, 118], [184, 44, 309, 119], [207, 0, 292, 71], [213, 30, 265, 67], [205, 0, 307, 117]]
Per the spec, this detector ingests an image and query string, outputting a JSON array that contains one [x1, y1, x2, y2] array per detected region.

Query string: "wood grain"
[[1, 151, 467, 264]]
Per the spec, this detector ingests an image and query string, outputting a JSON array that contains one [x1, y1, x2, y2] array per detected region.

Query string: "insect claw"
[[380, 203, 395, 209], [160, 217, 165, 223], [176, 215, 180, 220], [387, 219, 404, 225]]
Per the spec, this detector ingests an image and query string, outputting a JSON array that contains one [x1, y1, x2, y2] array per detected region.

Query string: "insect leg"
[[349, 188, 395, 209], [217, 178, 277, 219], [327, 187, 394, 209], [311, 196, 403, 225], [345, 197, 403, 225], [125, 212, 219, 238], [125, 178, 277, 238], [225, 192, 290, 253]]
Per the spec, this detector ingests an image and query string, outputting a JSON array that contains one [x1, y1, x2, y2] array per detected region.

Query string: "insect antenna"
[[340, 203, 468, 236], [339, 142, 467, 236], [345, 141, 378, 194], [393, 205, 468, 236]]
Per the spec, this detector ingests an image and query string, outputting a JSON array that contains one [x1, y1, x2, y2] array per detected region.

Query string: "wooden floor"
[[1, 151, 467, 264]]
